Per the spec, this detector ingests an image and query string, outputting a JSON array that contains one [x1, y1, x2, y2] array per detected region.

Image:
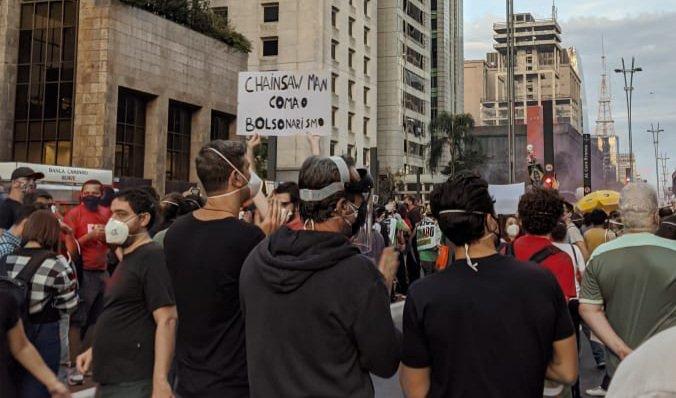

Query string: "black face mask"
[[82, 196, 100, 212], [352, 201, 368, 237]]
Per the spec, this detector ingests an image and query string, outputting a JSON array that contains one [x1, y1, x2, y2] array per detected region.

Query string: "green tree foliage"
[[119, 0, 251, 53], [428, 112, 485, 176]]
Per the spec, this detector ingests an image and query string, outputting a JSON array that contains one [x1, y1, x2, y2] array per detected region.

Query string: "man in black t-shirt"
[[164, 140, 265, 398], [399, 172, 578, 398], [0, 167, 43, 231], [76, 189, 176, 398]]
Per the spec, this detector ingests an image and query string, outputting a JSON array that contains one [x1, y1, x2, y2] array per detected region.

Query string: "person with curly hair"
[[513, 189, 577, 301]]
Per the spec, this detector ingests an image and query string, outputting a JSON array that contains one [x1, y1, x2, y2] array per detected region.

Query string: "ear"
[[335, 198, 348, 215], [228, 169, 246, 189], [139, 213, 151, 229]]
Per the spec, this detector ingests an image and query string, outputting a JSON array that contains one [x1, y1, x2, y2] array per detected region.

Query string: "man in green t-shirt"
[[580, 183, 676, 396]]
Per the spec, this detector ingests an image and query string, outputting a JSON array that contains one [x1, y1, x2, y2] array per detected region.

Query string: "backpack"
[[0, 249, 56, 322], [529, 245, 562, 264]]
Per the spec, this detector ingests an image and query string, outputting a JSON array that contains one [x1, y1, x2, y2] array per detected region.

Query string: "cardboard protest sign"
[[237, 71, 331, 136]]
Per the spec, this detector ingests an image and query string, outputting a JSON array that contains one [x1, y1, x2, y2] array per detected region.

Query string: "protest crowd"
[[0, 134, 675, 398]]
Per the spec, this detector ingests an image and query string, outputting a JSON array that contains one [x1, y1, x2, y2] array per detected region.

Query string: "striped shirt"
[[4, 250, 79, 315]]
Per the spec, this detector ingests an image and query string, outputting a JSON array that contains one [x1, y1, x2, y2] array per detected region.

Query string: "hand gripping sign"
[[237, 71, 331, 137]]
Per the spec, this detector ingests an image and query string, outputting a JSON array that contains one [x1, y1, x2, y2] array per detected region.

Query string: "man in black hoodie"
[[240, 155, 401, 398]]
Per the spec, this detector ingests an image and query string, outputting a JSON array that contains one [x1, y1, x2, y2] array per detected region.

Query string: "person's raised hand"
[[247, 133, 262, 150], [306, 134, 321, 156], [258, 198, 283, 236]]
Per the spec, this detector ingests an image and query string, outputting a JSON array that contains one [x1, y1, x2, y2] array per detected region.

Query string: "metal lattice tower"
[[658, 153, 671, 203], [595, 38, 616, 137]]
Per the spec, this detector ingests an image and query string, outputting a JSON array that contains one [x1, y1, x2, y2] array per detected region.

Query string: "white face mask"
[[205, 148, 262, 200], [105, 216, 137, 246], [506, 224, 520, 238]]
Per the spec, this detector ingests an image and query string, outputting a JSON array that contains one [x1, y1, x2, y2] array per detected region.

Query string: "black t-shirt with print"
[[0, 292, 20, 398], [402, 254, 574, 398], [92, 242, 175, 384]]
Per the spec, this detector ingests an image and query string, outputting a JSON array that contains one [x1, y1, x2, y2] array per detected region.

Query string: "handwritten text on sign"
[[237, 71, 331, 136]]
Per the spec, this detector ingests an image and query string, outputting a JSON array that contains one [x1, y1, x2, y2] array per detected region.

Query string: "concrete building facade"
[[377, 0, 431, 187], [0, 0, 247, 193], [216, 0, 377, 182], [469, 12, 583, 133]]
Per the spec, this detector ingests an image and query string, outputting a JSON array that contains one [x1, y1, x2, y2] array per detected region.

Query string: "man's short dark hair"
[[430, 172, 495, 246], [22, 189, 52, 205], [659, 206, 674, 219], [518, 188, 564, 235], [115, 188, 159, 230], [404, 195, 417, 204], [140, 186, 160, 202], [299, 156, 345, 223], [196, 140, 246, 195], [551, 221, 568, 243], [589, 209, 608, 227], [274, 182, 300, 205]]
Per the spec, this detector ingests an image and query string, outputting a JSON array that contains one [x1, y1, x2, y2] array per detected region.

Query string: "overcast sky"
[[464, 0, 676, 193]]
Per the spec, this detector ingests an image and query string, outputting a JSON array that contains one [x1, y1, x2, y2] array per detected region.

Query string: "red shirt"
[[64, 204, 111, 271], [513, 235, 577, 300]]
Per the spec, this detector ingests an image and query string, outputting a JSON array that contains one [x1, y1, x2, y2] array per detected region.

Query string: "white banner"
[[0, 162, 113, 185], [237, 71, 331, 136], [488, 183, 526, 215]]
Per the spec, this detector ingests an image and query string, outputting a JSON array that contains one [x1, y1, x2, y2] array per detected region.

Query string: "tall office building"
[[477, 12, 583, 133], [431, 0, 463, 119], [217, 0, 377, 182], [377, 0, 431, 193]]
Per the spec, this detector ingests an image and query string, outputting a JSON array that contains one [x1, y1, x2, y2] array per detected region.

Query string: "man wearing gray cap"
[[0, 167, 44, 231]]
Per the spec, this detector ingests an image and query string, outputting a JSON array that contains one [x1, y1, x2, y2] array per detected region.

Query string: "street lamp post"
[[615, 57, 642, 182], [646, 123, 663, 197], [505, 0, 516, 183]]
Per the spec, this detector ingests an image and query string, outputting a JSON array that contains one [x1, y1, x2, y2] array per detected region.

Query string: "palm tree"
[[428, 112, 484, 176]]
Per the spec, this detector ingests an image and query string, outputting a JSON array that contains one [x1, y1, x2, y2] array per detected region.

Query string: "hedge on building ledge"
[[119, 0, 251, 53]]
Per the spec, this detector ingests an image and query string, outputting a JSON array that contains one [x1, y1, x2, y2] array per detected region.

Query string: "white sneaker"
[[586, 386, 607, 397]]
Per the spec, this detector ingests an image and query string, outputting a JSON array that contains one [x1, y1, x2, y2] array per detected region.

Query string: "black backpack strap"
[[529, 245, 562, 264], [14, 250, 57, 284]]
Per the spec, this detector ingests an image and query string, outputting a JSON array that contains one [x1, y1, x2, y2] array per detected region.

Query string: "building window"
[[363, 87, 369, 105], [331, 73, 338, 94], [115, 89, 147, 178], [14, 0, 77, 165], [403, 92, 425, 114], [364, 27, 370, 45], [349, 17, 355, 37], [348, 112, 355, 132], [363, 56, 370, 75], [262, 37, 278, 56], [363, 117, 369, 135], [332, 6, 338, 27], [348, 48, 355, 68], [331, 40, 338, 60], [347, 144, 355, 158], [332, 106, 338, 126], [167, 102, 192, 182], [330, 140, 337, 156], [211, 111, 234, 140], [262, 3, 279, 23], [405, 45, 425, 69], [364, 0, 370, 16], [213, 6, 228, 21], [363, 148, 370, 165], [348, 80, 355, 100], [404, 68, 426, 92]]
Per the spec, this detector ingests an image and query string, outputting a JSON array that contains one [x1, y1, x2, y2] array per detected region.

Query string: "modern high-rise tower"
[[592, 38, 620, 183]]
